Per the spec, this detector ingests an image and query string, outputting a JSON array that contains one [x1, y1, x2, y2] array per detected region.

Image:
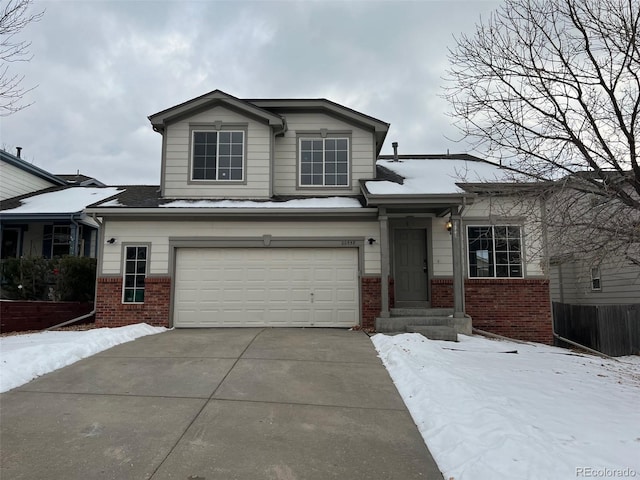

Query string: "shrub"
[[0, 256, 96, 302]]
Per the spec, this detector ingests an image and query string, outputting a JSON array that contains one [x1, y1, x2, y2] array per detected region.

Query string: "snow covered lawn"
[[372, 333, 640, 480], [0, 324, 167, 393]]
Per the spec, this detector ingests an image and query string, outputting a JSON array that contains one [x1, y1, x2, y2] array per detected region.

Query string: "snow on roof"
[[367, 159, 512, 195], [160, 197, 363, 209], [2, 187, 124, 214]]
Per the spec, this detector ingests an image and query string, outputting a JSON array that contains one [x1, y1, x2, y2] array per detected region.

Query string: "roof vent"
[[16, 147, 22, 158], [392, 142, 398, 162]]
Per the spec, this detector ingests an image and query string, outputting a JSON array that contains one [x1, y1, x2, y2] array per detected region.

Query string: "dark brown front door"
[[393, 229, 428, 306]]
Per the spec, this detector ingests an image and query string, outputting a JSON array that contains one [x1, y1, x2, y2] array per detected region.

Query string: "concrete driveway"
[[0, 328, 443, 479]]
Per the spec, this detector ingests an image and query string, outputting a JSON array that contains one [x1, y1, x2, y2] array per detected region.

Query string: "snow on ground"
[[0, 324, 167, 393], [372, 333, 640, 480]]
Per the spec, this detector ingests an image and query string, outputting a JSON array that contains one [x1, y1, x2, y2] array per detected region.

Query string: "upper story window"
[[299, 137, 349, 187], [192, 130, 244, 181], [467, 225, 523, 278]]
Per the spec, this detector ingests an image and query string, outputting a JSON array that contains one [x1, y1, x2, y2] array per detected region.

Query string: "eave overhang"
[[85, 207, 378, 219], [360, 180, 475, 211], [148, 90, 285, 132]]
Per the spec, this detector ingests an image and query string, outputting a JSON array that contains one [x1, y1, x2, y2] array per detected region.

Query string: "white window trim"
[[466, 224, 524, 279], [590, 266, 602, 291], [52, 225, 71, 257], [298, 137, 350, 187], [190, 129, 245, 182], [122, 245, 148, 304]]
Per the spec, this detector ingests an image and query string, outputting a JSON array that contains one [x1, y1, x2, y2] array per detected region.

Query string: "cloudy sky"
[[1, 0, 501, 185]]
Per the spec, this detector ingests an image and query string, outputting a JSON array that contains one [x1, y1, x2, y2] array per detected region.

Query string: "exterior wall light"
[[367, 237, 376, 245], [446, 220, 453, 232]]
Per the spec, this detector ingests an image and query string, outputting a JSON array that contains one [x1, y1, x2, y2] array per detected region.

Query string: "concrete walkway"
[[0, 328, 443, 479]]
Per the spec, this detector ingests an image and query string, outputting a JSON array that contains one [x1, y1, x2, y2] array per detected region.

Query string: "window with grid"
[[192, 130, 244, 181], [299, 138, 349, 186], [52, 225, 71, 257], [467, 226, 523, 278], [123, 246, 147, 303]]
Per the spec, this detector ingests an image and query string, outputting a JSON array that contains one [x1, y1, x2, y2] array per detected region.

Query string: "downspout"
[[539, 194, 614, 359], [46, 214, 102, 331]]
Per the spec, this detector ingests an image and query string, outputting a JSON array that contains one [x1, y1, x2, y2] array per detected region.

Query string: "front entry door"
[[394, 229, 428, 306]]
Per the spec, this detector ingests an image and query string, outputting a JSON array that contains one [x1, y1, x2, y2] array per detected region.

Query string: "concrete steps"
[[376, 307, 472, 342], [406, 325, 459, 342]]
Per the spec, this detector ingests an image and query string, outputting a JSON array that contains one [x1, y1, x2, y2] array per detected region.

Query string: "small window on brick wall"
[[123, 246, 147, 303]]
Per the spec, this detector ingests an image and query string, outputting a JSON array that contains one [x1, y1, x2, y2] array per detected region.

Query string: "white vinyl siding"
[[0, 161, 58, 200], [162, 105, 271, 198], [551, 257, 640, 305], [100, 219, 380, 276], [273, 113, 376, 196], [174, 248, 359, 327], [430, 197, 545, 278]]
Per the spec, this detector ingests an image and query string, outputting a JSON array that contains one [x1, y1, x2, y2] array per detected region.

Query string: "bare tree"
[[0, 0, 43, 115], [445, 0, 640, 265]]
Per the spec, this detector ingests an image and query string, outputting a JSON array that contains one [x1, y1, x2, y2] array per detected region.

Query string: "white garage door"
[[173, 248, 359, 327]]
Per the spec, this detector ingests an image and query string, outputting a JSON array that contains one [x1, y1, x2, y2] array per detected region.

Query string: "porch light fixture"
[[446, 219, 453, 232], [106, 238, 116, 244], [367, 237, 376, 245]]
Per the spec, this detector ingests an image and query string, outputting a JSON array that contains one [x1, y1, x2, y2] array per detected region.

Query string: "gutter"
[[45, 215, 103, 331]]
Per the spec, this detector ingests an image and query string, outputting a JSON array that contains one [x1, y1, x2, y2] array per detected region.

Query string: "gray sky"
[[1, 0, 500, 185]]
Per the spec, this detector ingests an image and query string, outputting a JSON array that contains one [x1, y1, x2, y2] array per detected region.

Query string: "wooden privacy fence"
[[553, 302, 640, 357]]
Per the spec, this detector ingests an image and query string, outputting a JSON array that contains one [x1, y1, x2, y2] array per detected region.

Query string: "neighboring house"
[[0, 150, 120, 259], [85, 89, 553, 343]]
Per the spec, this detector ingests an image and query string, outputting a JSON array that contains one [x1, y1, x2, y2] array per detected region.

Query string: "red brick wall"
[[0, 301, 94, 333], [360, 276, 394, 331], [95, 277, 170, 328], [431, 278, 553, 344]]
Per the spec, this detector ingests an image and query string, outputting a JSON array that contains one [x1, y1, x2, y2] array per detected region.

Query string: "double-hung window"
[[52, 225, 71, 257], [590, 266, 601, 291], [467, 226, 523, 278], [192, 130, 244, 181], [299, 137, 349, 186], [123, 246, 147, 303]]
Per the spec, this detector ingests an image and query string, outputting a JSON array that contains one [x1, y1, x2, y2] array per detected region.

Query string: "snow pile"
[[0, 324, 167, 392], [2, 187, 124, 214], [367, 159, 511, 195], [372, 333, 640, 480], [160, 197, 362, 209]]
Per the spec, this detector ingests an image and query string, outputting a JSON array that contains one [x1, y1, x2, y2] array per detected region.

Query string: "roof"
[[148, 89, 286, 131], [0, 186, 124, 216], [56, 174, 106, 187], [365, 154, 514, 196], [0, 149, 67, 187], [148, 89, 390, 156]]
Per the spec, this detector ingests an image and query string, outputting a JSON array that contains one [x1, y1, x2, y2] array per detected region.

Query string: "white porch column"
[[451, 213, 466, 318], [379, 210, 390, 318]]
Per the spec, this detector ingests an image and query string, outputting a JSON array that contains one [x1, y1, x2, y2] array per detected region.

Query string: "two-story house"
[[86, 90, 553, 343]]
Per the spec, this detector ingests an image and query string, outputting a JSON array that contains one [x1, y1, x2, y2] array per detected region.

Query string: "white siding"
[[552, 257, 640, 305], [273, 113, 376, 196], [100, 219, 380, 276], [21, 223, 45, 256], [162, 106, 272, 199], [0, 161, 57, 200], [431, 196, 546, 278]]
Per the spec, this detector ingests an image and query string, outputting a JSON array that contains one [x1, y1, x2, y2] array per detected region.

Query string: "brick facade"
[[95, 276, 171, 328], [431, 278, 553, 344], [360, 276, 394, 331], [0, 301, 94, 333]]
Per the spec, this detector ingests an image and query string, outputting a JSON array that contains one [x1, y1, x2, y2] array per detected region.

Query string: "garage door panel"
[[174, 248, 359, 327]]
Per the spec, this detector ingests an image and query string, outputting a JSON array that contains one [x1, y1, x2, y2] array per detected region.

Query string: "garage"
[[173, 247, 359, 327]]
